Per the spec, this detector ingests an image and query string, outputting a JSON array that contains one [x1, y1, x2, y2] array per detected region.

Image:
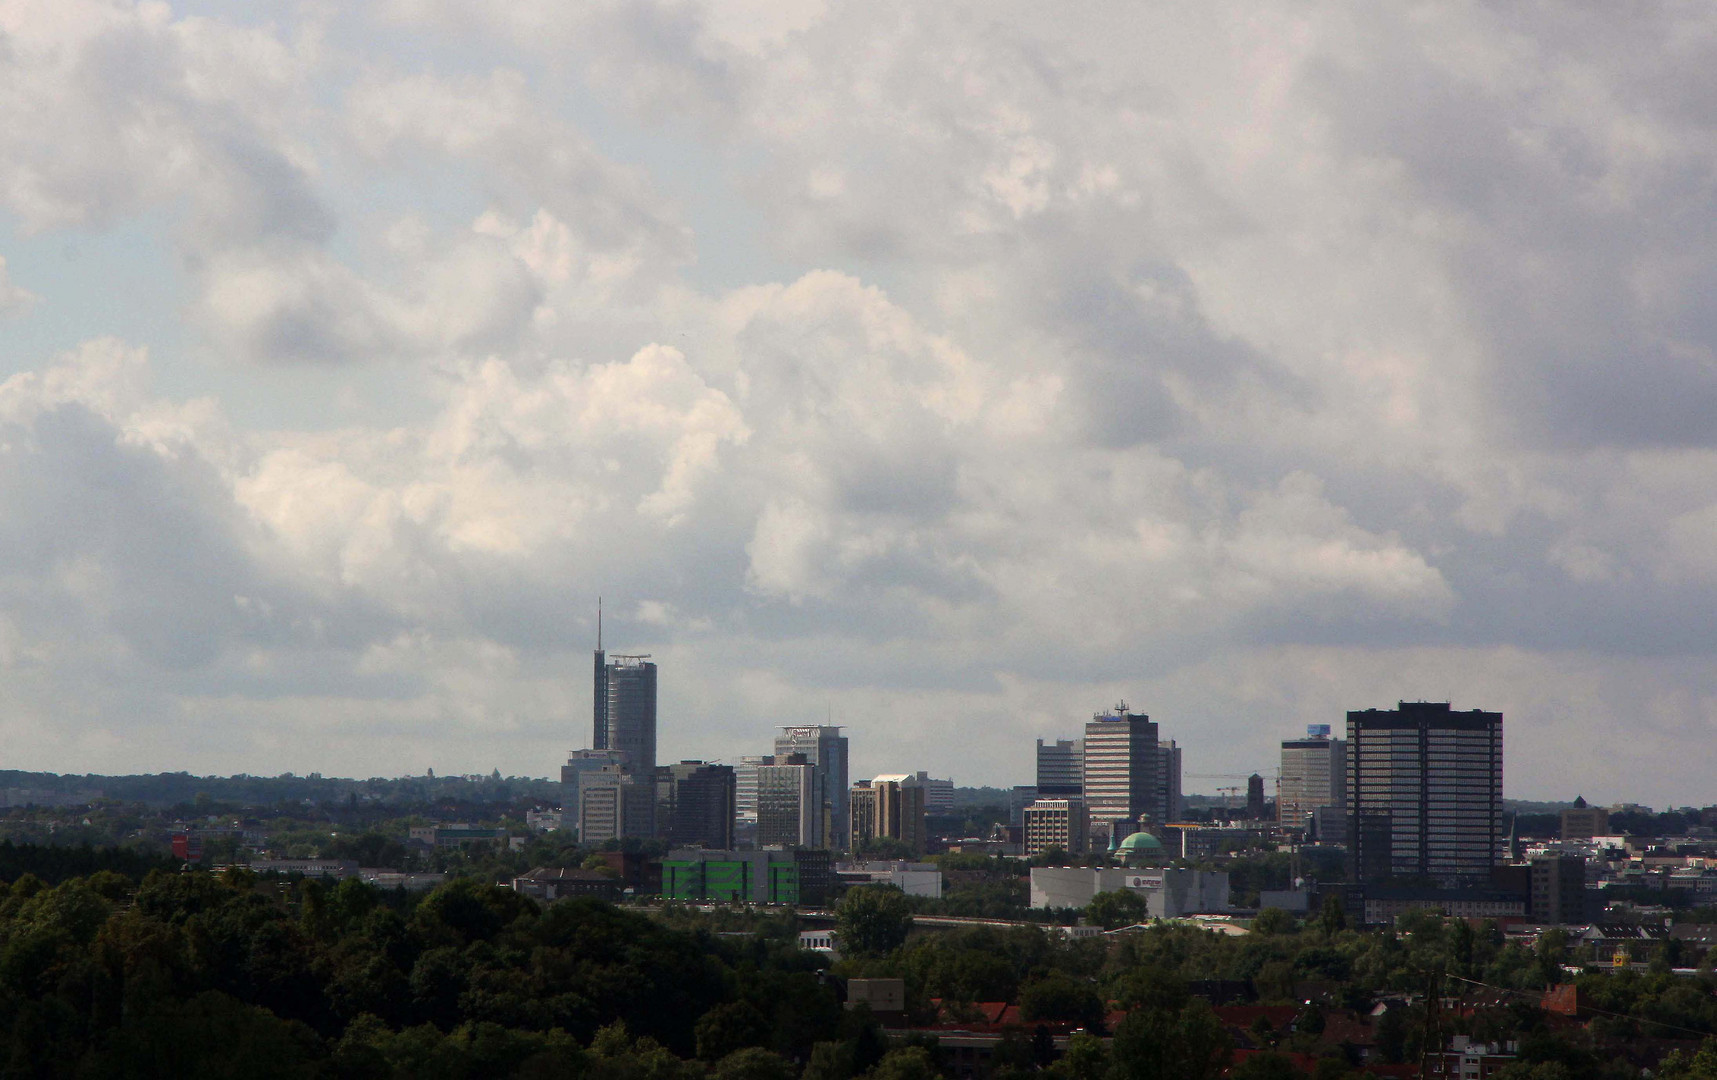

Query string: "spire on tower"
[[598, 596, 603, 652]]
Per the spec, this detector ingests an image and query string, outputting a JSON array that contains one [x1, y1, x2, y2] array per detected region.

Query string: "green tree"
[[713, 1047, 797, 1080], [867, 1046, 937, 1080], [1230, 1051, 1307, 1080], [1250, 907, 1293, 936], [1048, 1030, 1107, 1080], [836, 886, 913, 957], [1085, 889, 1150, 930], [696, 1002, 772, 1061], [1110, 1000, 1231, 1080], [1316, 894, 1345, 936], [1018, 973, 1104, 1029]]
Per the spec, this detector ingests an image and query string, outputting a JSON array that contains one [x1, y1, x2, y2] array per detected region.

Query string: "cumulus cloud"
[[7, 1, 1717, 800]]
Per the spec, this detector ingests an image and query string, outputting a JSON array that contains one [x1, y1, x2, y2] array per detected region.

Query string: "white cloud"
[[8, 2, 1717, 802]]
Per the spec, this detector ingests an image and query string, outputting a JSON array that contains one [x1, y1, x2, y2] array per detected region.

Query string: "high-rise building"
[[1279, 727, 1346, 830], [593, 605, 608, 751], [774, 726, 849, 846], [1347, 701, 1504, 887], [560, 749, 625, 834], [735, 755, 768, 826], [1160, 740, 1183, 822], [1036, 739, 1083, 797], [657, 761, 737, 850], [867, 774, 928, 854], [757, 753, 826, 848], [1529, 854, 1588, 925], [603, 655, 657, 776], [1083, 705, 1162, 832], [579, 766, 654, 844], [1245, 774, 1266, 819], [1023, 798, 1089, 857], [849, 781, 878, 848]]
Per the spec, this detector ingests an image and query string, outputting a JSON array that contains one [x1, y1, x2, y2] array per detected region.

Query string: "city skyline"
[[5, 5, 1717, 802]]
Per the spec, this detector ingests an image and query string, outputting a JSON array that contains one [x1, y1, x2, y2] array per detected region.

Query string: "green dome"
[[1118, 831, 1164, 853]]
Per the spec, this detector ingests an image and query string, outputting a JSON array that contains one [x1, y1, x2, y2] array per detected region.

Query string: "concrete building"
[[657, 761, 737, 850], [1028, 866, 1231, 917], [757, 754, 825, 848], [1561, 797, 1610, 842], [512, 866, 622, 902], [1348, 701, 1504, 887], [1022, 798, 1089, 857], [775, 726, 849, 847], [837, 860, 943, 897], [1161, 824, 1253, 860], [849, 781, 878, 848], [1083, 705, 1163, 836], [919, 774, 955, 816], [1530, 853, 1589, 925], [579, 767, 655, 843], [560, 749, 625, 834], [1160, 740, 1183, 823], [735, 754, 768, 827], [1037, 738, 1083, 797], [867, 774, 929, 853], [1279, 727, 1346, 830]]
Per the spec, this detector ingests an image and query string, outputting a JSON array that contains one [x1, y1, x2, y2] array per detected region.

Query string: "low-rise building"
[[798, 929, 840, 959], [408, 824, 510, 848], [1359, 887, 1527, 925], [524, 808, 563, 832], [661, 848, 833, 906], [359, 870, 446, 891], [836, 860, 943, 898], [249, 859, 359, 878], [1029, 866, 1230, 917], [511, 866, 623, 902]]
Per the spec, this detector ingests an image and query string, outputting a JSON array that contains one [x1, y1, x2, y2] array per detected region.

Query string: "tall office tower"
[[1036, 739, 1084, 797], [756, 753, 826, 848], [604, 655, 657, 775], [657, 761, 737, 849], [593, 604, 608, 750], [579, 765, 654, 843], [849, 781, 878, 848], [1279, 726, 1346, 830], [1347, 701, 1504, 887], [868, 774, 929, 854], [1159, 740, 1183, 822], [735, 755, 767, 826], [560, 749, 625, 834], [774, 726, 849, 846], [1083, 705, 1162, 831], [1022, 798, 1089, 857]]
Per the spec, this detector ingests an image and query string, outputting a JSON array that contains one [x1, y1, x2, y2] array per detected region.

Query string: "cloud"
[[0, 257, 36, 316], [8, 2, 1717, 803]]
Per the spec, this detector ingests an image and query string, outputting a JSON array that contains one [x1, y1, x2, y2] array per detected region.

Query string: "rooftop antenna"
[[597, 596, 603, 651]]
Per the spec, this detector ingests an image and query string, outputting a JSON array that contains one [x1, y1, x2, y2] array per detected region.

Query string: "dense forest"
[[4, 843, 1717, 1078]]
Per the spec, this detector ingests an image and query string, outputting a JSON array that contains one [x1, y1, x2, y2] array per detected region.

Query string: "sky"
[[3, 2, 1717, 802]]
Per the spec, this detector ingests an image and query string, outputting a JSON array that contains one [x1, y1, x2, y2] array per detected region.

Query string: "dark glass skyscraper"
[[604, 655, 657, 776], [1347, 701, 1503, 887]]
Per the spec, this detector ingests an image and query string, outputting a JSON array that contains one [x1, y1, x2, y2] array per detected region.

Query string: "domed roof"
[[1118, 831, 1164, 852]]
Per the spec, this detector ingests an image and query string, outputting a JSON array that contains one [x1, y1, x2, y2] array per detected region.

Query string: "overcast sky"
[[4, 2, 1717, 802]]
